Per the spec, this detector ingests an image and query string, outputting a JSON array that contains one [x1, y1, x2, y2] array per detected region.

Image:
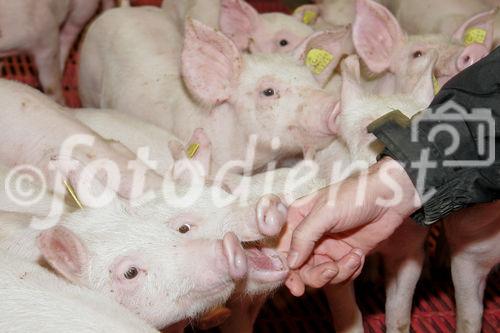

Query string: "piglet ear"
[[353, 0, 404, 73], [37, 226, 88, 284], [293, 5, 321, 26], [168, 128, 212, 183], [182, 19, 242, 106], [453, 8, 497, 50], [294, 26, 354, 86], [186, 128, 212, 174], [219, 0, 260, 51], [340, 55, 365, 112]]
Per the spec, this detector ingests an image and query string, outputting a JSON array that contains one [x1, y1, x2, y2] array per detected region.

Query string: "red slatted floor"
[[0, 1, 498, 332]]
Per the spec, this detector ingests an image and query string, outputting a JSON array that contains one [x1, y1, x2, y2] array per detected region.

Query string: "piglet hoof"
[[223, 232, 248, 280], [257, 194, 288, 237], [196, 306, 232, 330]]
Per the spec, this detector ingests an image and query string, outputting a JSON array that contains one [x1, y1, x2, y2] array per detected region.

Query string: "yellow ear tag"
[[64, 180, 83, 209], [432, 75, 440, 95], [302, 10, 317, 25], [464, 27, 487, 46], [306, 48, 334, 75], [186, 143, 200, 159]]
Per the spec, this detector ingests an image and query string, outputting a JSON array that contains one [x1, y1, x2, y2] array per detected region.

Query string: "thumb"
[[287, 204, 338, 269]]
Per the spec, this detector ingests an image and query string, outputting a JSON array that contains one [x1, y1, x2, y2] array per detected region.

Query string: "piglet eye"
[[279, 39, 289, 47], [413, 50, 423, 58], [124, 267, 139, 280], [262, 88, 275, 97], [178, 224, 191, 234]]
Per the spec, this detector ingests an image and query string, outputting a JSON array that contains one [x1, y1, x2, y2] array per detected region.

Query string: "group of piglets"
[[0, 0, 498, 332]]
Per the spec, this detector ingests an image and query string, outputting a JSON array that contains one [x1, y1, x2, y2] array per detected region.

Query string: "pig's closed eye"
[[124, 266, 139, 280], [178, 224, 191, 234], [261, 88, 275, 97], [279, 39, 289, 47]]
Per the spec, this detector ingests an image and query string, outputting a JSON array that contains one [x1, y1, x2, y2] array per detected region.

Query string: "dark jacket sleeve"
[[368, 46, 500, 225]]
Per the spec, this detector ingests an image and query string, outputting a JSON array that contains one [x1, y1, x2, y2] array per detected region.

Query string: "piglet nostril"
[[457, 44, 489, 71], [457, 53, 473, 71], [222, 232, 247, 280], [257, 195, 287, 237]]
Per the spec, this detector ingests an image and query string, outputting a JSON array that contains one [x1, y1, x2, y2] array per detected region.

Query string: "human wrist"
[[369, 157, 422, 216]]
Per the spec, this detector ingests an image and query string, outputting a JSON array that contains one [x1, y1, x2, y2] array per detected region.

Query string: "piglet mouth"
[[433, 67, 454, 90], [243, 245, 289, 283], [435, 73, 452, 89]]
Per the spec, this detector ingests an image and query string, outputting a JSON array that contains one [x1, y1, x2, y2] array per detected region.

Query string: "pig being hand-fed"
[[0, 251, 159, 333], [0, 80, 291, 329], [79, 7, 353, 174], [0, 208, 248, 329], [308, 53, 436, 333]]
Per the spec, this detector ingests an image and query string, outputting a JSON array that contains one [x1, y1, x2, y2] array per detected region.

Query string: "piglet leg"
[[451, 254, 489, 333], [32, 32, 64, 104], [59, 0, 101, 71], [324, 283, 364, 333], [383, 252, 424, 333]]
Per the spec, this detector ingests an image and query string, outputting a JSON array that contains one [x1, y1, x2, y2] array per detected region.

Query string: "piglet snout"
[[222, 232, 248, 280], [457, 43, 489, 71], [256, 195, 288, 237]]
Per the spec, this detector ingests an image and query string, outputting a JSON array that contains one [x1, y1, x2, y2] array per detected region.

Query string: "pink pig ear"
[[294, 26, 354, 86], [168, 128, 212, 183], [37, 226, 88, 284], [293, 5, 321, 26], [219, 0, 260, 51], [353, 0, 404, 73], [453, 8, 497, 50], [182, 19, 242, 106], [340, 55, 365, 112]]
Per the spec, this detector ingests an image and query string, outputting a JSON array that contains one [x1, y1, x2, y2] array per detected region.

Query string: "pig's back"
[[162, 0, 220, 30], [0, 0, 70, 52], [0, 79, 104, 172], [320, 0, 357, 26], [0, 253, 159, 333], [79, 6, 194, 130], [391, 0, 489, 35], [74, 109, 179, 174], [0, 79, 68, 169]]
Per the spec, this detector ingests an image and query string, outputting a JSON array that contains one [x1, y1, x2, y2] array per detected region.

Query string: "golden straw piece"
[[63, 180, 83, 209], [186, 143, 200, 159]]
